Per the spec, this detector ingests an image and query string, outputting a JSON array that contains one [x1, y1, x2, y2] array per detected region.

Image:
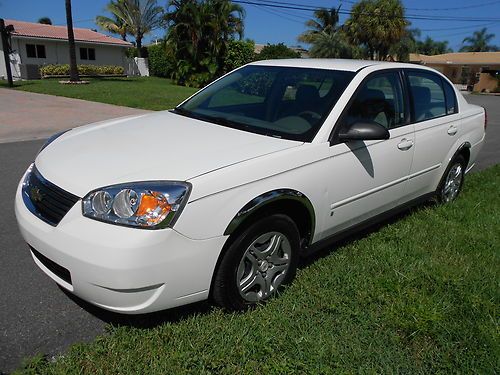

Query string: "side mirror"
[[338, 121, 390, 141]]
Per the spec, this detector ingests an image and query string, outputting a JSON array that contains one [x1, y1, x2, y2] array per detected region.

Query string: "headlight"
[[82, 182, 191, 229], [38, 129, 71, 155]]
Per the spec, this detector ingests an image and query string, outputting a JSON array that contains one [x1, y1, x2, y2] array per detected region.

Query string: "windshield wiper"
[[171, 107, 194, 117]]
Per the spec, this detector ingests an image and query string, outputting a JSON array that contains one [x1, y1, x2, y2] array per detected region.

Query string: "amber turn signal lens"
[[136, 192, 172, 226]]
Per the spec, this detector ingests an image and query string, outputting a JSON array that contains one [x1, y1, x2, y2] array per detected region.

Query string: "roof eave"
[[12, 34, 132, 48]]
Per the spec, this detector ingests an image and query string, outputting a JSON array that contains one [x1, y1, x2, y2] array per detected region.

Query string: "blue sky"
[[1, 0, 499, 52]]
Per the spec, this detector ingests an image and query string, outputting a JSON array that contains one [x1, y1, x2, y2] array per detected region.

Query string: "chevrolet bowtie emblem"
[[30, 187, 44, 203]]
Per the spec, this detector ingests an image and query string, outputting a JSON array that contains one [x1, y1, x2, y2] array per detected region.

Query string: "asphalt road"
[[0, 94, 498, 373]]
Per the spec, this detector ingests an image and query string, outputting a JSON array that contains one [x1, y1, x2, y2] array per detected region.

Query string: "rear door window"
[[442, 79, 458, 115], [407, 71, 447, 122]]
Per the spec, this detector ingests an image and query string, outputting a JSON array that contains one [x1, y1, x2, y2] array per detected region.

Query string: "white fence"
[[126, 57, 149, 77]]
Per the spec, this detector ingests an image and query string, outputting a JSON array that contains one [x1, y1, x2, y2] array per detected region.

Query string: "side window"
[[36, 45, 46, 58], [442, 79, 457, 115], [26, 44, 46, 59], [345, 72, 406, 130], [80, 48, 96, 61], [407, 72, 446, 122], [26, 44, 36, 58]]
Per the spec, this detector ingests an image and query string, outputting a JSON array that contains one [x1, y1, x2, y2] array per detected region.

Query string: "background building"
[[0, 19, 131, 80]]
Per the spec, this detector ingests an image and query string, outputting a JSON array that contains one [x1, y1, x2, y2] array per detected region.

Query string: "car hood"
[[35, 111, 302, 198]]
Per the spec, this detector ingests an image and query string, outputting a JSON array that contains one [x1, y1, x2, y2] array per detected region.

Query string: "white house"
[[0, 19, 132, 80]]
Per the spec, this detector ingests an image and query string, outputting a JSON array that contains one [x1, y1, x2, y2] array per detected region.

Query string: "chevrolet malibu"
[[15, 59, 486, 313]]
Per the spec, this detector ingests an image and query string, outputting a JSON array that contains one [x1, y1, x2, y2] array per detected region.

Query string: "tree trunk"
[[65, 0, 80, 82], [136, 36, 142, 58]]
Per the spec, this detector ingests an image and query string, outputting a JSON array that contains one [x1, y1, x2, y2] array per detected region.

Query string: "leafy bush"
[[125, 47, 149, 58], [147, 44, 173, 78], [223, 40, 256, 72], [256, 43, 301, 60], [40, 64, 124, 77]]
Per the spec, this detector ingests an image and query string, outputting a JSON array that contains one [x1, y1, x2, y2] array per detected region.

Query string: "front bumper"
[[15, 171, 227, 314]]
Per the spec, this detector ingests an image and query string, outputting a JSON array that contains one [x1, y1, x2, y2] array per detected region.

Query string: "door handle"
[[397, 138, 414, 150], [448, 125, 458, 136]]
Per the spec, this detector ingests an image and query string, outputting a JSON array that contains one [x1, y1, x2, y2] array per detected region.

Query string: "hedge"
[[39, 64, 124, 77], [147, 44, 172, 78]]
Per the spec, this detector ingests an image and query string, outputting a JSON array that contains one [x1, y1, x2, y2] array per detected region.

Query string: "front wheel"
[[212, 214, 300, 311], [437, 155, 466, 203]]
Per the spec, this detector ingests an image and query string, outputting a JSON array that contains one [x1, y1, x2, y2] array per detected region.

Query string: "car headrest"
[[358, 88, 386, 103], [296, 85, 320, 104], [412, 86, 431, 105]]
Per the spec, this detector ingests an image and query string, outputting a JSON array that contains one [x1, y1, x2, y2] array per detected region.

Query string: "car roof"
[[250, 58, 421, 72]]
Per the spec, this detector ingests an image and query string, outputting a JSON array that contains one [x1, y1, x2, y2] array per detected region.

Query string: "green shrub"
[[256, 43, 301, 60], [125, 46, 149, 58], [147, 44, 173, 78], [39, 64, 124, 77], [223, 40, 256, 72]]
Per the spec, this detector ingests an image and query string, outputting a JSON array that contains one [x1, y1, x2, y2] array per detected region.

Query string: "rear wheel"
[[437, 155, 466, 203], [212, 214, 300, 311]]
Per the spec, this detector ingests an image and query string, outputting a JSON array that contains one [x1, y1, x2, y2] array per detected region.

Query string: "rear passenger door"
[[404, 70, 460, 199]]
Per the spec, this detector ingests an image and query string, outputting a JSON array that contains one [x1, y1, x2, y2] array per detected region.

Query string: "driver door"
[[320, 70, 415, 239]]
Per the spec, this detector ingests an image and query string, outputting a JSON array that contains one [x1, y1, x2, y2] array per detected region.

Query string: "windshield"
[[174, 65, 355, 142]]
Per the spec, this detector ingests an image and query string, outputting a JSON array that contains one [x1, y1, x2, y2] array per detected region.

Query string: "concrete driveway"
[[0, 92, 498, 373], [0, 89, 149, 143]]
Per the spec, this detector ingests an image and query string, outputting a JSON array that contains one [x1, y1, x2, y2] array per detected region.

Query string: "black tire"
[[212, 214, 300, 311], [436, 154, 466, 203]]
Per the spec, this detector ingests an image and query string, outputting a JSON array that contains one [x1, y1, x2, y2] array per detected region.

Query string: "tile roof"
[[4, 19, 132, 47], [410, 52, 500, 65]]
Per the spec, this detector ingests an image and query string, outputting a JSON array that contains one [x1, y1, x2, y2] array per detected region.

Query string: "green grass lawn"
[[0, 77, 198, 111], [16, 165, 499, 374]]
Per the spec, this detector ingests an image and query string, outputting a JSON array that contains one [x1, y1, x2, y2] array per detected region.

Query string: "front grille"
[[22, 166, 80, 226], [30, 246, 72, 285]]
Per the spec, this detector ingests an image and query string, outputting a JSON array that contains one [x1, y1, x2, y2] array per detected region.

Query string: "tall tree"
[[416, 36, 452, 55], [165, 0, 245, 86], [389, 27, 419, 61], [345, 0, 407, 60], [298, 7, 357, 58], [65, 0, 79, 82], [38, 17, 52, 25], [298, 7, 341, 44], [100, 0, 163, 57], [96, 1, 130, 41], [460, 28, 498, 52]]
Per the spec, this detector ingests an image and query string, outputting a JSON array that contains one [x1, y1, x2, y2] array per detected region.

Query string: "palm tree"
[[460, 28, 498, 52], [298, 7, 356, 59], [308, 31, 357, 58], [298, 7, 341, 44], [38, 17, 52, 25], [165, 0, 245, 85], [345, 0, 407, 60], [206, 0, 245, 56], [65, 0, 79, 82], [416, 36, 452, 56], [99, 0, 164, 57], [96, 1, 130, 41]]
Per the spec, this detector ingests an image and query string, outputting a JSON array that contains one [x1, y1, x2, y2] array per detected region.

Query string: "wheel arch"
[[224, 189, 316, 248], [209, 189, 315, 301], [455, 141, 471, 168]]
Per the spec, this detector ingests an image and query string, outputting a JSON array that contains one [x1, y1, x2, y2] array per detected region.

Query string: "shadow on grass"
[[66, 200, 436, 329]]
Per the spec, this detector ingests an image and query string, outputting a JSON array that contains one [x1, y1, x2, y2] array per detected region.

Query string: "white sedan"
[[15, 59, 486, 313]]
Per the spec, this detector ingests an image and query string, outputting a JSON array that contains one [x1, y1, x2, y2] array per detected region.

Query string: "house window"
[[80, 47, 96, 61], [26, 44, 46, 59]]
